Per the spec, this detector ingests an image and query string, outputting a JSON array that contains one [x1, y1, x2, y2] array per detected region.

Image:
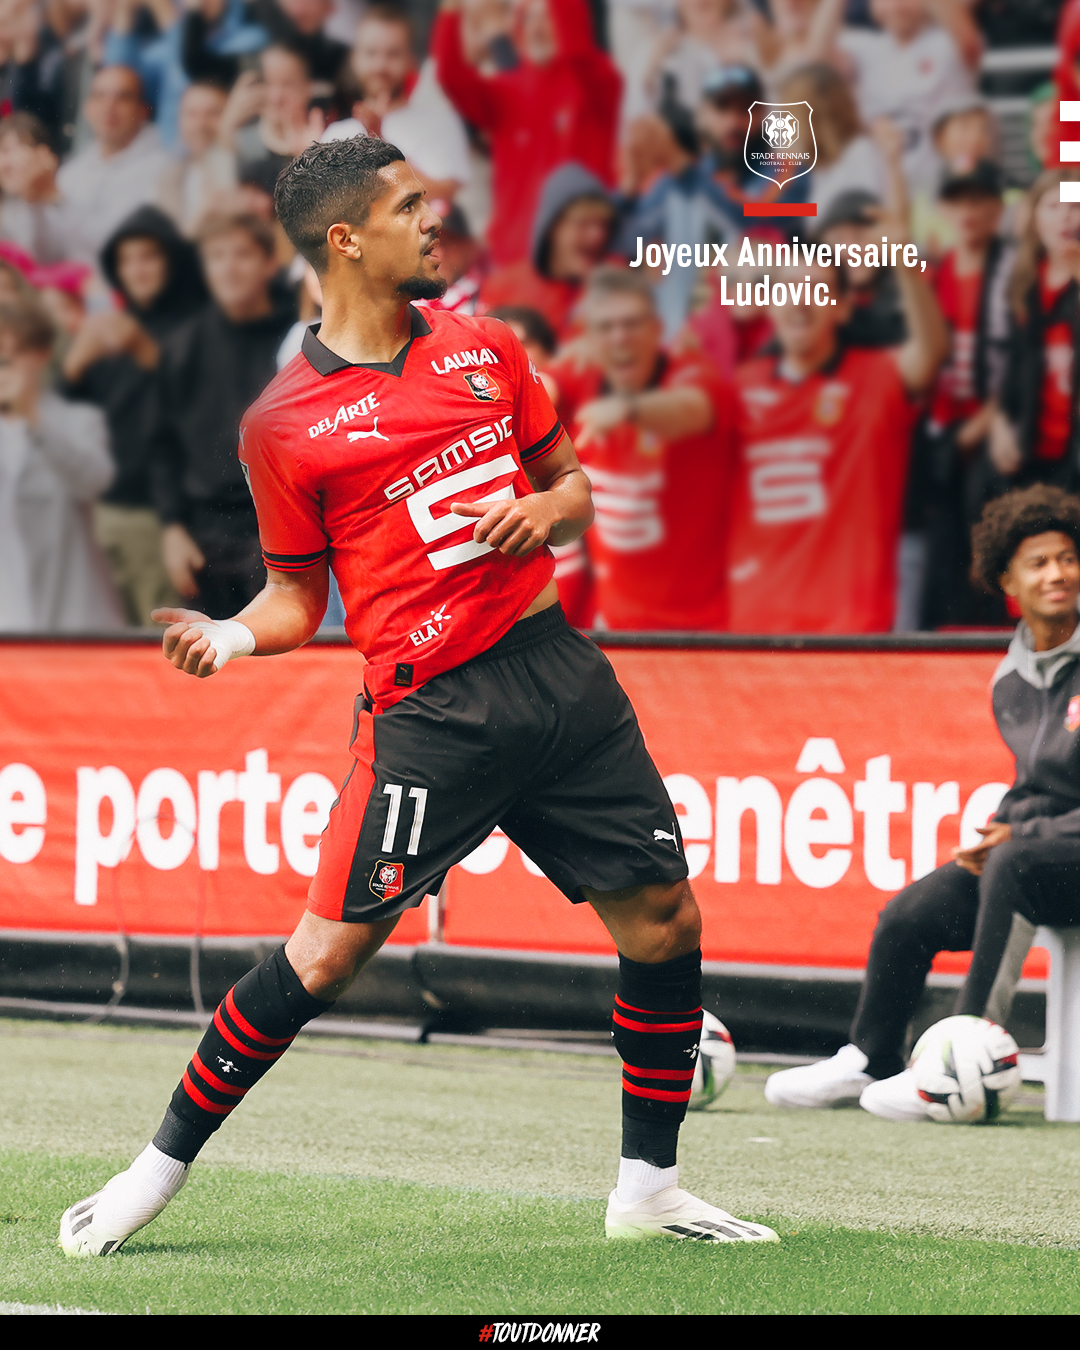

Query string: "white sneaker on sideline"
[[59, 1146, 190, 1257], [763, 1044, 872, 1109], [859, 1069, 928, 1122], [605, 1186, 779, 1243]]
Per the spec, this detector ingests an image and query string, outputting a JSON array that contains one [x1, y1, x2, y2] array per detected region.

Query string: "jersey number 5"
[[406, 454, 519, 571]]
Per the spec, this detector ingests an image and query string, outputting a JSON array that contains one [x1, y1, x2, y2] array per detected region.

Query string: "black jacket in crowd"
[[992, 621, 1080, 838], [62, 206, 208, 511], [150, 285, 296, 529]]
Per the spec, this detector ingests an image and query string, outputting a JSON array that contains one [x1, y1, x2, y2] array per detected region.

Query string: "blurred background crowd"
[[0, 0, 1077, 636]]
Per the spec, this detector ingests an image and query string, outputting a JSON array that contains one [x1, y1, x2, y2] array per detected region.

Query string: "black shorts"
[[308, 605, 690, 922]]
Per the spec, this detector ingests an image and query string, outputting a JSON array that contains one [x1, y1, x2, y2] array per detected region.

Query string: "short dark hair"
[[971, 485, 1080, 592], [583, 264, 656, 311], [487, 305, 557, 357], [0, 297, 56, 354], [275, 137, 406, 272], [196, 211, 276, 258]]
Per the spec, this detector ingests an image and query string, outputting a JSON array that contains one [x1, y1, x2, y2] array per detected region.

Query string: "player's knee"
[[638, 880, 701, 961]]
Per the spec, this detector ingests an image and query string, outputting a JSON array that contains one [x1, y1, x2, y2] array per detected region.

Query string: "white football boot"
[[763, 1043, 872, 1109], [605, 1187, 779, 1243], [59, 1145, 190, 1257], [859, 1069, 929, 1122]]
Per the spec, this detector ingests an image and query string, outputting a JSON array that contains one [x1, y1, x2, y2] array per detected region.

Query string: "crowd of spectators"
[[0, 0, 1075, 635]]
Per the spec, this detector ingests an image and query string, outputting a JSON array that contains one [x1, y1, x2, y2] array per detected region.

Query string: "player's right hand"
[[152, 608, 225, 679]]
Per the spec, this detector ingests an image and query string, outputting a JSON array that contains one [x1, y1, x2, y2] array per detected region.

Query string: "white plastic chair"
[[1034, 926, 1080, 1122]]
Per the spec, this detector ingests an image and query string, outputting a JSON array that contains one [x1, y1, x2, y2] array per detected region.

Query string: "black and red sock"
[[153, 946, 332, 1163], [611, 948, 703, 1170]]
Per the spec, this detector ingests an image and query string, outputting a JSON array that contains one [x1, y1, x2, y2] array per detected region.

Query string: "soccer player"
[[58, 136, 778, 1254]]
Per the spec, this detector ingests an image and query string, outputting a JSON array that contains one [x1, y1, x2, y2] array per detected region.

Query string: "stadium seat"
[[1034, 926, 1080, 1122]]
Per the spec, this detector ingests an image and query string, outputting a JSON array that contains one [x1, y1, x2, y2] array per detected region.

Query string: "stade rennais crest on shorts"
[[744, 101, 816, 188], [370, 860, 404, 899]]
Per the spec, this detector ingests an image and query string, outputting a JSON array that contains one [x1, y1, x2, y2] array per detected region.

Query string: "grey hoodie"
[[991, 621, 1080, 835]]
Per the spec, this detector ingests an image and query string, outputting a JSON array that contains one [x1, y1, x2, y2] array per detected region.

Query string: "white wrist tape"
[[191, 619, 256, 672]]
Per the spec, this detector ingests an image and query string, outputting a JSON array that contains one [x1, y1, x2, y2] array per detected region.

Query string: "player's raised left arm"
[[449, 430, 593, 557], [152, 558, 330, 678]]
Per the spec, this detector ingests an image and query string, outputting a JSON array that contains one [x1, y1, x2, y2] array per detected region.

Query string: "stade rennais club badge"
[[744, 101, 816, 189], [370, 860, 404, 899]]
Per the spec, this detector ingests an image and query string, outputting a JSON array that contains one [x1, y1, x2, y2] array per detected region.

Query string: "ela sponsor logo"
[[1066, 696, 1080, 732]]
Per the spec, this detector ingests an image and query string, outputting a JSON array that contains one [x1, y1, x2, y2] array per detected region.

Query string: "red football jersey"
[[727, 346, 914, 634], [550, 351, 733, 631], [240, 307, 561, 707]]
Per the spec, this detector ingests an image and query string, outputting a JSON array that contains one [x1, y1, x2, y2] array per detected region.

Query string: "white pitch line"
[[0, 1301, 111, 1315]]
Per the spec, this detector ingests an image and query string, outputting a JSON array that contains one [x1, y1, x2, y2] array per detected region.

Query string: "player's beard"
[[398, 272, 449, 301]]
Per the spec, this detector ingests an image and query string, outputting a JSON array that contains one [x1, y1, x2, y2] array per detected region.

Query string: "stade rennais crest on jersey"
[[743, 101, 816, 188]]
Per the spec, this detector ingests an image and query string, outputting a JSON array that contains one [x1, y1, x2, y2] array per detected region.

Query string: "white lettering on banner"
[[0, 763, 46, 864], [447, 738, 1011, 896], [663, 773, 711, 878], [784, 777, 853, 888], [280, 773, 338, 877], [237, 749, 280, 875], [854, 755, 906, 891], [75, 766, 136, 904], [911, 780, 960, 880], [197, 769, 238, 870], [587, 466, 665, 553], [795, 738, 845, 774], [136, 768, 196, 871], [67, 754, 336, 900], [714, 776, 783, 884], [34, 744, 1016, 905], [745, 435, 830, 524]]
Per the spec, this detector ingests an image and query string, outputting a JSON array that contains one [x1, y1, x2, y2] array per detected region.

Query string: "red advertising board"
[[0, 639, 1039, 977]]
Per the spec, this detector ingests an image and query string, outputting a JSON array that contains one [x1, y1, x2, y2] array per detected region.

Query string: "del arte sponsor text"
[[0, 738, 1006, 906], [629, 234, 925, 279]]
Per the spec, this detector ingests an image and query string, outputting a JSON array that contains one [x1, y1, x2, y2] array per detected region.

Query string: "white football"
[[909, 1015, 1021, 1123], [688, 1010, 737, 1110]]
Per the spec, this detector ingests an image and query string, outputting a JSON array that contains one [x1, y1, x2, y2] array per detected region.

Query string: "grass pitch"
[[2, 1018, 1080, 1316]]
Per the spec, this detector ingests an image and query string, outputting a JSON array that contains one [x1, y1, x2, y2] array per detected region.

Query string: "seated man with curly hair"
[[766, 484, 1080, 1120]]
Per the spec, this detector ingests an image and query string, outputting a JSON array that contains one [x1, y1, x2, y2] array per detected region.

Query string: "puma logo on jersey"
[[653, 827, 678, 844], [308, 392, 380, 439], [348, 418, 390, 442], [430, 347, 500, 375]]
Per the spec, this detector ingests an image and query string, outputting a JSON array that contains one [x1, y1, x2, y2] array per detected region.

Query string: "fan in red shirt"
[[727, 256, 948, 634], [547, 266, 733, 630], [58, 136, 780, 1257], [432, 0, 621, 268]]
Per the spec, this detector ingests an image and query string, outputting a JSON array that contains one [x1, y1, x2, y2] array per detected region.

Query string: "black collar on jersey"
[[301, 305, 433, 378]]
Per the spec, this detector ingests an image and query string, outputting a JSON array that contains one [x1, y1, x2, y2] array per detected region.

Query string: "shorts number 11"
[[381, 783, 428, 855]]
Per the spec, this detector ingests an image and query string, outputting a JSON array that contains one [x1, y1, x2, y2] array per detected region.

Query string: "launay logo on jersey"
[[370, 860, 404, 899], [464, 368, 501, 402], [430, 346, 500, 376], [1067, 696, 1080, 733]]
